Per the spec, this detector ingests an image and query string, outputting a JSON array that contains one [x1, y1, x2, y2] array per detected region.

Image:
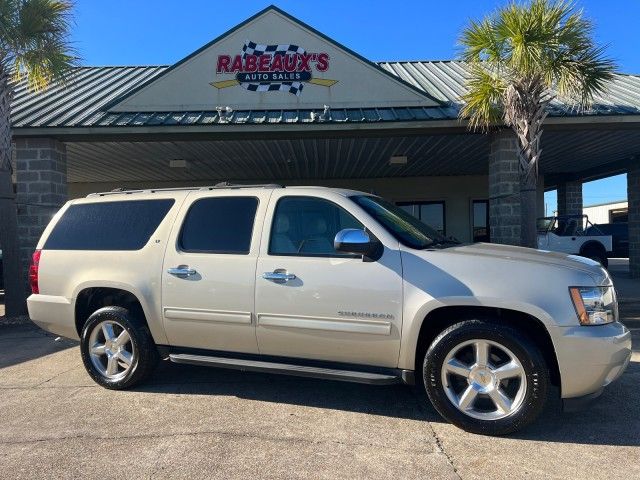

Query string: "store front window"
[[397, 201, 445, 235], [472, 200, 490, 242], [609, 208, 628, 224]]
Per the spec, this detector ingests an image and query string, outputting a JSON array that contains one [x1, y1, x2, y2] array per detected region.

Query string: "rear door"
[[254, 191, 404, 368], [161, 190, 270, 353]]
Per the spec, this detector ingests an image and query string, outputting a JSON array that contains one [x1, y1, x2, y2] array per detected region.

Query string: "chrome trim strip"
[[257, 313, 391, 335], [164, 307, 252, 324]]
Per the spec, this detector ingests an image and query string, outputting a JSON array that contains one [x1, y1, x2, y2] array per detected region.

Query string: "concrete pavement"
[[0, 319, 639, 479]]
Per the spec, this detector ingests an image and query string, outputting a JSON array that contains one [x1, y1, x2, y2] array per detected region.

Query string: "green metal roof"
[[10, 61, 640, 129], [379, 61, 640, 116]]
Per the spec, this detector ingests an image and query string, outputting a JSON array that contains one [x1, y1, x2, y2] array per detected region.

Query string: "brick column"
[[488, 130, 521, 245], [557, 180, 582, 217], [629, 165, 640, 278], [14, 138, 67, 286]]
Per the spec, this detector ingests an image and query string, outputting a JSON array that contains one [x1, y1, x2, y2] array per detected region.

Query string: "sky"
[[70, 0, 636, 210]]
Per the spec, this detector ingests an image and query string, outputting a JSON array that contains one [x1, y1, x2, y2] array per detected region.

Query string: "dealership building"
[[10, 6, 640, 277]]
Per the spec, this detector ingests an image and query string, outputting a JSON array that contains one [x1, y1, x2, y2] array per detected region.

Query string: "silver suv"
[[27, 184, 632, 435]]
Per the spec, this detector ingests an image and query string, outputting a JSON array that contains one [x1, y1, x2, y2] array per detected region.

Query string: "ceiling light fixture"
[[169, 159, 188, 168], [389, 155, 408, 165]]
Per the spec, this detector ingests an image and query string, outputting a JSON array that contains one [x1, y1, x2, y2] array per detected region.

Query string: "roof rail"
[[200, 182, 284, 191], [86, 183, 284, 197]]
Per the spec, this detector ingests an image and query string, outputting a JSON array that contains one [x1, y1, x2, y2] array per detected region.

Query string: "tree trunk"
[[516, 120, 544, 248], [520, 176, 538, 248], [504, 80, 548, 249], [0, 70, 27, 316]]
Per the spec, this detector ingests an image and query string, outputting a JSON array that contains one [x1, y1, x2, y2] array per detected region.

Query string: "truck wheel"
[[423, 319, 549, 436], [80, 306, 159, 390], [580, 244, 608, 268]]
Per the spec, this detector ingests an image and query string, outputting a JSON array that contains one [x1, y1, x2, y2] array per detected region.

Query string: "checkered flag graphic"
[[240, 40, 306, 95]]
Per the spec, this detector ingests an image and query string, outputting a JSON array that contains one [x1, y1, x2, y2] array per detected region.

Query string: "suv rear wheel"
[[423, 319, 549, 435], [80, 306, 159, 389]]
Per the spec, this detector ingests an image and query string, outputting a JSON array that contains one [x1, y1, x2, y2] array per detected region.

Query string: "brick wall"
[[557, 180, 583, 217], [489, 131, 521, 245], [629, 164, 640, 278], [14, 138, 67, 285]]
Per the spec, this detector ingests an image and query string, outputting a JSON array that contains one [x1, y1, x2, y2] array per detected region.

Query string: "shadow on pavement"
[[513, 360, 640, 447], [0, 320, 77, 369], [133, 354, 640, 446], [138, 359, 440, 422]]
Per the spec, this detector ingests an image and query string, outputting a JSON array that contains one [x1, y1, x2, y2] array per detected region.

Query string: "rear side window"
[[44, 199, 175, 250], [179, 197, 258, 254]]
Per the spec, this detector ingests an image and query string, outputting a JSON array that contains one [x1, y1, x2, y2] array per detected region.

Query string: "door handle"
[[262, 269, 296, 283], [168, 265, 197, 277]]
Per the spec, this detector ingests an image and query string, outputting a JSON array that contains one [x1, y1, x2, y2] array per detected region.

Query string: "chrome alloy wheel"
[[88, 320, 135, 381], [441, 339, 527, 420]]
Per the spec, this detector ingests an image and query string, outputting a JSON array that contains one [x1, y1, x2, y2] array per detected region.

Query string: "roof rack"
[[87, 183, 284, 197]]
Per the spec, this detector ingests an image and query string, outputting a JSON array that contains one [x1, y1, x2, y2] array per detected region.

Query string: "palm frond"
[[459, 16, 504, 63], [1, 0, 78, 90], [458, 0, 616, 124], [460, 63, 507, 131]]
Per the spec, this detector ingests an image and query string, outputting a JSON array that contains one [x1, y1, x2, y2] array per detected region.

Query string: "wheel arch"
[[579, 240, 606, 255], [75, 286, 148, 338], [409, 305, 561, 389]]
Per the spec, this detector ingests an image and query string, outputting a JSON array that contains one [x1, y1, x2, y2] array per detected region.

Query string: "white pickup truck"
[[537, 215, 613, 267]]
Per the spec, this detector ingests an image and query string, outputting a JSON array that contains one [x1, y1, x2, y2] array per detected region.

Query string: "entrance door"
[[161, 191, 270, 353], [255, 192, 404, 368], [472, 200, 490, 242]]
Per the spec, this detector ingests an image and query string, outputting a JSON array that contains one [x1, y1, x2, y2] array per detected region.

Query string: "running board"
[[169, 353, 401, 385]]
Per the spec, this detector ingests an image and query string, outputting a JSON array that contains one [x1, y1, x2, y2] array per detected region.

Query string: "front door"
[[255, 193, 404, 368], [161, 191, 270, 353]]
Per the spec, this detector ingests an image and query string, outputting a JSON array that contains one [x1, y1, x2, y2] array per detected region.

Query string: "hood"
[[438, 243, 609, 282]]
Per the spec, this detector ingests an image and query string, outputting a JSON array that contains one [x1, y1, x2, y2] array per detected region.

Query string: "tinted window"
[[397, 201, 446, 235], [269, 196, 363, 256], [179, 197, 258, 254], [44, 199, 175, 250]]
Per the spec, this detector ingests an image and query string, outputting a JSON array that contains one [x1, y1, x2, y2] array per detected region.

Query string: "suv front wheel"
[[423, 319, 549, 435], [80, 306, 159, 389]]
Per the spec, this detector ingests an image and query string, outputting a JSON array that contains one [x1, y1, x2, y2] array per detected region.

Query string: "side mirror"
[[334, 229, 377, 257]]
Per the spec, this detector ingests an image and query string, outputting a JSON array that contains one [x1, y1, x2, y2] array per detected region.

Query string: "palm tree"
[[459, 0, 615, 248], [0, 0, 76, 315]]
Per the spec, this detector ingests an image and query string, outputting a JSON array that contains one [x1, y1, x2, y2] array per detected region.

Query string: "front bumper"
[[552, 321, 632, 400], [562, 388, 604, 412]]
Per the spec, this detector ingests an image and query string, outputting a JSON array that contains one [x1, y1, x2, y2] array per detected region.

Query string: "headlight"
[[569, 286, 617, 326]]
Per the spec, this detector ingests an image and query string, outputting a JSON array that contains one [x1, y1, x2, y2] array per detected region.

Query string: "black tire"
[[80, 306, 159, 389], [423, 319, 549, 436], [580, 244, 609, 268]]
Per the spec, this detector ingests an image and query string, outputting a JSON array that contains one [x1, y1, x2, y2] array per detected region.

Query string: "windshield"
[[538, 215, 590, 237], [536, 217, 554, 233], [351, 195, 452, 249]]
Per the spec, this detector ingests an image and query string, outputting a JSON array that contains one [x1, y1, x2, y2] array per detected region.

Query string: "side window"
[[179, 197, 258, 254], [269, 196, 364, 256], [44, 199, 175, 251]]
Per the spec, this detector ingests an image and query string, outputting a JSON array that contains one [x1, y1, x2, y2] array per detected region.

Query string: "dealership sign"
[[211, 41, 338, 95]]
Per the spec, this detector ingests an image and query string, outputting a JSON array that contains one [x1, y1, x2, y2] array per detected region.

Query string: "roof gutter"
[[11, 114, 640, 141]]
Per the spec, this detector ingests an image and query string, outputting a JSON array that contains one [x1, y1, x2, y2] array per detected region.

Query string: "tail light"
[[29, 250, 41, 294]]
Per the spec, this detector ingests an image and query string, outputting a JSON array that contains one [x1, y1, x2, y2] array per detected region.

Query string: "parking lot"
[[0, 311, 638, 479]]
